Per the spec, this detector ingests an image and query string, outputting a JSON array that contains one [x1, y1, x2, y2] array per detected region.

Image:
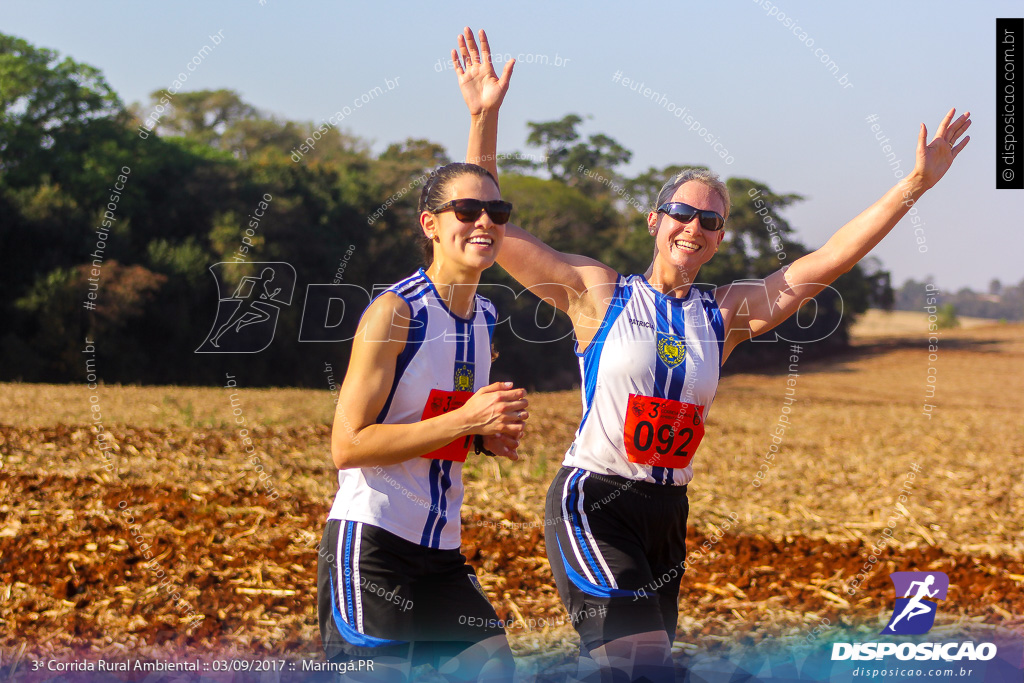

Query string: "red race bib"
[[623, 394, 705, 469], [420, 389, 474, 462]]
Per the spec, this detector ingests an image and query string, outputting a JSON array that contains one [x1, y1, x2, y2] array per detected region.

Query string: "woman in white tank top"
[[318, 161, 529, 681], [451, 27, 971, 682]]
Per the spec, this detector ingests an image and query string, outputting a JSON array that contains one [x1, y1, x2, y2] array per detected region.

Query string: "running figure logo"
[[196, 262, 296, 353], [882, 571, 949, 635]]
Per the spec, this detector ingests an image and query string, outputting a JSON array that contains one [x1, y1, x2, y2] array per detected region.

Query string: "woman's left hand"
[[483, 433, 520, 461], [912, 108, 971, 190], [452, 27, 514, 116]]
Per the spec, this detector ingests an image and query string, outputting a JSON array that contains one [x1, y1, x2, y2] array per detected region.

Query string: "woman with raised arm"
[[317, 161, 528, 683], [451, 27, 970, 682]]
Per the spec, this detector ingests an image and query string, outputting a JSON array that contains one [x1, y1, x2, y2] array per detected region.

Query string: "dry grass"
[[1, 322, 1021, 673], [848, 308, 994, 338]]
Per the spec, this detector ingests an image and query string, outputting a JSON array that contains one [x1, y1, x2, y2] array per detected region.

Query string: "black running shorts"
[[317, 519, 505, 663], [544, 466, 689, 653]]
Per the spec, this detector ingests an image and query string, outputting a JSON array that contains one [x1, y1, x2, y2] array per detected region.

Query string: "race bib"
[[623, 394, 705, 469], [420, 389, 474, 462]]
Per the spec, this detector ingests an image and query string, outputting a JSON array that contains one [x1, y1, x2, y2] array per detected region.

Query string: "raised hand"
[[913, 108, 971, 191], [452, 27, 514, 116]]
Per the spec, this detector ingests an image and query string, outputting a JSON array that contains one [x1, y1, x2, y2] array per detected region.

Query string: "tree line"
[[0, 33, 893, 389], [894, 278, 1024, 322]]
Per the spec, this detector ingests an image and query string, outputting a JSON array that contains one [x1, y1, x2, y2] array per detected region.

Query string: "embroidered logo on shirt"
[[454, 363, 474, 391], [656, 333, 686, 368]]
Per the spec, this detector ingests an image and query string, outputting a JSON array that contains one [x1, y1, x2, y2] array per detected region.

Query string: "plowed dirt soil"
[[1, 323, 1022, 678]]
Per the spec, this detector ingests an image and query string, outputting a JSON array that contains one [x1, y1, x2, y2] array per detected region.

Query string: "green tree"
[[0, 33, 124, 188], [0, 30, 898, 388], [524, 114, 631, 184], [139, 88, 256, 143], [496, 153, 541, 175], [380, 138, 449, 169], [936, 303, 960, 329]]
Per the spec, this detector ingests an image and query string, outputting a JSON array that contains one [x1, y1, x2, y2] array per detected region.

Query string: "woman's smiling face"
[[421, 174, 505, 271], [648, 181, 727, 272]]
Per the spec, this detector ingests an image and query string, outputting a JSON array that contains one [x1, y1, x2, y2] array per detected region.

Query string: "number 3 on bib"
[[623, 394, 705, 469], [420, 389, 474, 462]]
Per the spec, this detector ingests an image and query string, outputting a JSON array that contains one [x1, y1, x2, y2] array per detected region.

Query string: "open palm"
[[452, 27, 514, 116], [914, 108, 971, 190]]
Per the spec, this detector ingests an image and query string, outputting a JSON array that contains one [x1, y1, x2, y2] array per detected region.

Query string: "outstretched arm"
[[454, 27, 618, 338], [716, 109, 971, 360]]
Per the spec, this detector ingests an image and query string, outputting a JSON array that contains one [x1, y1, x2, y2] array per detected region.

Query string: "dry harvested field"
[[1, 321, 1022, 678], [848, 308, 994, 338]]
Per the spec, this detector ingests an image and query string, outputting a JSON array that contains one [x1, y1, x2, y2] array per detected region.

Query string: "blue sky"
[[3, 0, 1020, 290]]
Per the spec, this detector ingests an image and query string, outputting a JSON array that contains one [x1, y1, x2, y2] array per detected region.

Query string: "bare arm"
[[716, 109, 971, 360], [454, 27, 618, 338], [331, 293, 527, 468], [454, 27, 510, 180]]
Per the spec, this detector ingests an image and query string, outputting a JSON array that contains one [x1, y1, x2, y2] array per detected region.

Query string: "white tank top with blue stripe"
[[564, 274, 725, 486], [328, 269, 496, 549]]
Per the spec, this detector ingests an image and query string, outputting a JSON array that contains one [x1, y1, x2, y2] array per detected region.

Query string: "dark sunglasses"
[[657, 202, 725, 232], [432, 198, 513, 225]]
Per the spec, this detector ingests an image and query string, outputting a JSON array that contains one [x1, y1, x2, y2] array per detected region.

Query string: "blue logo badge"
[[454, 363, 474, 391], [656, 333, 685, 368], [883, 571, 949, 635]]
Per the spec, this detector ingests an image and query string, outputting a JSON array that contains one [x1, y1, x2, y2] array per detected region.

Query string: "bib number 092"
[[623, 394, 705, 469]]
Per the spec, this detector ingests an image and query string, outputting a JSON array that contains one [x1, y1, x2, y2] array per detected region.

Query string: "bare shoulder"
[[569, 261, 622, 342], [572, 258, 619, 306], [356, 291, 412, 347]]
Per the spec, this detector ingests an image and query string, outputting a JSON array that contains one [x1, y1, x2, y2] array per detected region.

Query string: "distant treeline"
[[0, 33, 893, 389], [894, 279, 1024, 321]]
